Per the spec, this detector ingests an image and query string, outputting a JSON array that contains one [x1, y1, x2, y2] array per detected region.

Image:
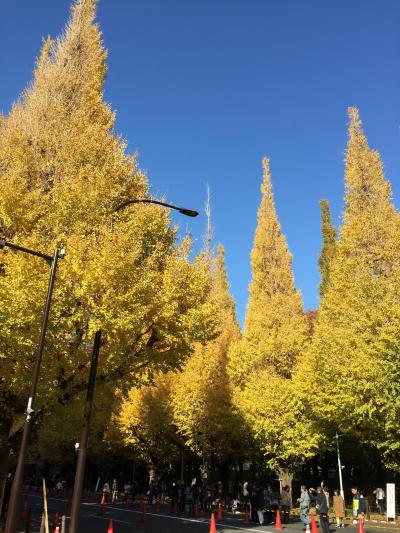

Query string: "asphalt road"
[[12, 494, 399, 533]]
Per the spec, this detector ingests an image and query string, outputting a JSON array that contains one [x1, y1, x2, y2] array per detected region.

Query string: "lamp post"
[[114, 198, 199, 217], [335, 432, 344, 498], [1, 239, 65, 533], [68, 198, 198, 533]]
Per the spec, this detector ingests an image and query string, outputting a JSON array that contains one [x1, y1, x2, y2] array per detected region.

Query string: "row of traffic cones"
[[21, 497, 62, 533], [101, 505, 368, 533]]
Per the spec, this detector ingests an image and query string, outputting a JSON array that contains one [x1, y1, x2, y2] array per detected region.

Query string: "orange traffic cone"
[[209, 512, 217, 533], [275, 509, 283, 530], [358, 517, 365, 533], [217, 501, 222, 520], [243, 504, 250, 524], [107, 519, 114, 532], [100, 494, 106, 515], [311, 514, 319, 533], [53, 511, 59, 533], [156, 499, 160, 512]]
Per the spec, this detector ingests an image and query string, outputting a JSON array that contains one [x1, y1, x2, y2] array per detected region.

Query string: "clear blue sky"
[[1, 1, 399, 324]]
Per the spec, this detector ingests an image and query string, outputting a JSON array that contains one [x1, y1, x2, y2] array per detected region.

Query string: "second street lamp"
[[68, 198, 198, 533]]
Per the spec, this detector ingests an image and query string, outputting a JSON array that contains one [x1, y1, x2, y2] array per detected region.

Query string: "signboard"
[[386, 483, 395, 520]]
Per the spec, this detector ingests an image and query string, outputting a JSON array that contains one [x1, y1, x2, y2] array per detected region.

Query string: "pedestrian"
[[112, 479, 118, 504], [178, 481, 185, 512], [243, 480, 251, 520], [264, 484, 273, 523], [170, 481, 179, 512], [358, 491, 367, 523], [280, 485, 292, 524], [254, 485, 266, 526], [373, 487, 385, 515], [123, 481, 131, 504], [147, 480, 156, 506], [185, 481, 193, 513], [102, 481, 110, 503], [351, 486, 366, 525], [297, 485, 311, 528], [333, 489, 345, 528], [309, 487, 330, 533]]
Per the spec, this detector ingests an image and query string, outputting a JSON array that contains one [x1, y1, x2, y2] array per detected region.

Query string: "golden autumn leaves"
[[1, 0, 399, 476]]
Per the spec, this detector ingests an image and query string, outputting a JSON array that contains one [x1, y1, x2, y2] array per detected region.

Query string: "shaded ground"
[[7, 493, 400, 533]]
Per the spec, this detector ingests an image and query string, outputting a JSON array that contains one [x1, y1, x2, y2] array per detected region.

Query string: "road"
[[13, 494, 400, 533]]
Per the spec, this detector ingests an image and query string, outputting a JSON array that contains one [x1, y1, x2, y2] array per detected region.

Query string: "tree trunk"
[[277, 467, 294, 494], [180, 451, 184, 482]]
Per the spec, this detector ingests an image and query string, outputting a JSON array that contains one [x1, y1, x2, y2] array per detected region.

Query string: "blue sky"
[[1, 1, 399, 324]]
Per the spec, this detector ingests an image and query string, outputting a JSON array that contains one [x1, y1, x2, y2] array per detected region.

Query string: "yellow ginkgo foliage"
[[0, 0, 215, 458], [309, 108, 400, 469]]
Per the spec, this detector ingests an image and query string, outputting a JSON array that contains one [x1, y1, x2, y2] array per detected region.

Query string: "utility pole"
[[1, 241, 65, 533], [336, 432, 344, 498], [69, 331, 102, 533]]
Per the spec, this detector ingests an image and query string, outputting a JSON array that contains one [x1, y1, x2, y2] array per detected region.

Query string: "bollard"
[[140, 502, 147, 523], [53, 510, 59, 532], [243, 504, 250, 524], [61, 515, 66, 533]]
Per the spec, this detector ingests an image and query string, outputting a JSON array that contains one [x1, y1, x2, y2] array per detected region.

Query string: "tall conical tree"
[[309, 108, 400, 468], [229, 158, 308, 382], [0, 0, 214, 460], [229, 158, 314, 486], [172, 244, 245, 474], [318, 199, 336, 297]]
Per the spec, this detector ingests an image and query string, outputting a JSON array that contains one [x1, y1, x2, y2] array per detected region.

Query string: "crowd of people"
[[99, 476, 387, 529]]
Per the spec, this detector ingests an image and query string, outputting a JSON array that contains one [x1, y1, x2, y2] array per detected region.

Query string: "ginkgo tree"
[[229, 158, 320, 487], [309, 108, 400, 470], [172, 245, 247, 478], [0, 0, 215, 463]]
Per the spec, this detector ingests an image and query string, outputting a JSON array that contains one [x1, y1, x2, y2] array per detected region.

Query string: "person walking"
[[280, 485, 292, 524], [112, 479, 118, 504], [351, 486, 367, 525], [310, 487, 330, 533], [102, 481, 110, 503], [333, 489, 345, 528], [373, 487, 385, 515], [297, 485, 311, 528], [254, 485, 266, 526]]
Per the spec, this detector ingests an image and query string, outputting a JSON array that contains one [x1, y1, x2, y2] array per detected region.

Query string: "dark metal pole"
[[5, 249, 60, 533], [69, 330, 102, 533], [114, 199, 199, 218]]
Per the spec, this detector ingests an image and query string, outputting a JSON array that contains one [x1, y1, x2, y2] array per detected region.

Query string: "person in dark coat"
[[254, 485, 266, 525], [309, 487, 330, 533]]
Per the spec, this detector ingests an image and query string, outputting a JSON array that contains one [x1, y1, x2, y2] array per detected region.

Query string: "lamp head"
[[179, 208, 199, 217]]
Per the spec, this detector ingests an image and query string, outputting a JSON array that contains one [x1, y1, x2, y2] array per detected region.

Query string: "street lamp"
[[1, 239, 65, 533], [335, 432, 344, 498], [68, 198, 198, 533], [114, 198, 199, 218]]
